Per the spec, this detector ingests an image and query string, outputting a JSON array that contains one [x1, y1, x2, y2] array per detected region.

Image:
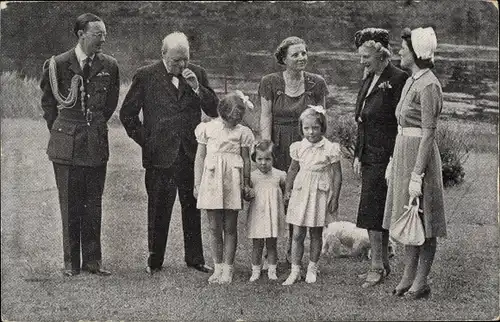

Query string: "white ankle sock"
[[282, 264, 301, 286], [305, 261, 318, 284], [267, 264, 277, 280], [219, 263, 234, 284], [249, 264, 261, 282], [208, 263, 223, 284]]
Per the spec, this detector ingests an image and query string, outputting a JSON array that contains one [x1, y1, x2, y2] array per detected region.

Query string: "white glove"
[[385, 157, 393, 182], [408, 172, 424, 198]]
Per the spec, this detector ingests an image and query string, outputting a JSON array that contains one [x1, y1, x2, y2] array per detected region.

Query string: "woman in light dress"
[[383, 27, 446, 300]]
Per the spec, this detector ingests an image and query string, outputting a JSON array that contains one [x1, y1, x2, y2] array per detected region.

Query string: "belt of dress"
[[398, 125, 423, 137]]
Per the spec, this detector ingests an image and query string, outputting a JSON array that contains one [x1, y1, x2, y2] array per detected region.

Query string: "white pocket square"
[[96, 71, 110, 77]]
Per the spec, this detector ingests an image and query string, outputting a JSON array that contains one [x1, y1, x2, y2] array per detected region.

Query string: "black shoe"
[[392, 285, 411, 297], [87, 268, 112, 276], [404, 285, 431, 300], [63, 269, 80, 277], [145, 266, 162, 275], [187, 263, 212, 273]]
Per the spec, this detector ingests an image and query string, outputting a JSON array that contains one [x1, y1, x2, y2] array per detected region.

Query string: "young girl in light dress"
[[282, 105, 343, 285], [194, 91, 255, 284], [246, 140, 286, 282]]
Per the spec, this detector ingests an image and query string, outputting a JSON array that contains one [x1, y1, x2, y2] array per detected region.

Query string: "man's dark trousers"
[[53, 163, 106, 272], [145, 146, 204, 269]]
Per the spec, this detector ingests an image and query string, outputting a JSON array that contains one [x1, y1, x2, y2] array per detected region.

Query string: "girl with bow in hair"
[[282, 105, 342, 285], [194, 91, 255, 284]]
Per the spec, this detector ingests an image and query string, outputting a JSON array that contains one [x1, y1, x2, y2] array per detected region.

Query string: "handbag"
[[389, 197, 425, 246]]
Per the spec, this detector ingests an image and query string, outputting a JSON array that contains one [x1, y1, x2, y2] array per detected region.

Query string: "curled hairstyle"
[[355, 28, 392, 60], [217, 91, 247, 123], [73, 13, 103, 38], [274, 36, 307, 65], [251, 140, 276, 163], [401, 28, 435, 69], [298, 107, 327, 136]]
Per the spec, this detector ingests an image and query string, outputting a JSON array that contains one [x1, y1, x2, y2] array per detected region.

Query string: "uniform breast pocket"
[[47, 122, 77, 161], [92, 77, 111, 101]]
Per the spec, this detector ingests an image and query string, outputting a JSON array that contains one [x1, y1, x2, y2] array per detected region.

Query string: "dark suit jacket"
[[40, 48, 120, 166], [354, 62, 409, 163], [120, 61, 219, 168]]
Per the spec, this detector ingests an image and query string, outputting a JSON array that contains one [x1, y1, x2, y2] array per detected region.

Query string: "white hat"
[[411, 27, 437, 61]]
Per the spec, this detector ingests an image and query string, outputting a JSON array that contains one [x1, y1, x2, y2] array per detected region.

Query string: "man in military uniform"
[[40, 13, 120, 276]]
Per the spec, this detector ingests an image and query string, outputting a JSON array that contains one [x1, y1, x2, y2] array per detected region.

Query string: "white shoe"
[[219, 264, 233, 284], [305, 261, 318, 284], [282, 265, 301, 285], [249, 265, 261, 282], [267, 264, 278, 280], [208, 263, 223, 284]]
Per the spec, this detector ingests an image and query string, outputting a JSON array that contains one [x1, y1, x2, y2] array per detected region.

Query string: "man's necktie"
[[83, 57, 92, 81], [82, 57, 92, 122]]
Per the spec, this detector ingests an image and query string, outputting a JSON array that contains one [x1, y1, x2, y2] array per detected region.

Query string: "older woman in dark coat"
[[352, 28, 409, 288]]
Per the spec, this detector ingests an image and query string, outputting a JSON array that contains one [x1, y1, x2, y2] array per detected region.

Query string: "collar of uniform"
[[75, 44, 95, 67], [301, 137, 326, 148], [412, 68, 430, 80]]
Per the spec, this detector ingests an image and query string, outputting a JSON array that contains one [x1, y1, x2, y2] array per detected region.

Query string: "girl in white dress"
[[246, 140, 286, 282], [282, 105, 343, 285], [194, 91, 255, 284]]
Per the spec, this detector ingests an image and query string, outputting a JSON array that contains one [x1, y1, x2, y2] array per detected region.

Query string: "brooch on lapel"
[[96, 71, 110, 77], [378, 81, 392, 90]]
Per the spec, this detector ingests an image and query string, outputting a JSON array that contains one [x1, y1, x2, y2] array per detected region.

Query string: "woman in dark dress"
[[259, 36, 329, 263], [352, 28, 409, 288]]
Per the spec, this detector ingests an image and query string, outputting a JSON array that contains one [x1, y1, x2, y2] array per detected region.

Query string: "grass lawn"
[[1, 118, 498, 321]]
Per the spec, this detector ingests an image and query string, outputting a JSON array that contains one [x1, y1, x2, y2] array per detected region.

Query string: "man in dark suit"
[[40, 13, 120, 276], [120, 32, 218, 275], [352, 28, 409, 288]]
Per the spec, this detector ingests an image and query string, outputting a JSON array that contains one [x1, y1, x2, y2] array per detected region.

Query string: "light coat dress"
[[286, 137, 341, 227], [246, 168, 286, 239], [383, 69, 447, 238], [195, 118, 254, 210]]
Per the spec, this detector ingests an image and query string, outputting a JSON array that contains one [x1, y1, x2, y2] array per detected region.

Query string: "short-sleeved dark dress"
[[258, 71, 329, 171]]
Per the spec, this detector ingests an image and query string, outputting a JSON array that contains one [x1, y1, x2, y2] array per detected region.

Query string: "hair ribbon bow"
[[235, 90, 254, 110], [308, 104, 326, 115]]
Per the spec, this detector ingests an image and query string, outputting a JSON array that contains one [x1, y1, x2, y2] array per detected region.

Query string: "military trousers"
[[53, 163, 106, 272]]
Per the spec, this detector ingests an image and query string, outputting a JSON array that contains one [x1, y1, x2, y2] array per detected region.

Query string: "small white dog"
[[321, 221, 396, 260]]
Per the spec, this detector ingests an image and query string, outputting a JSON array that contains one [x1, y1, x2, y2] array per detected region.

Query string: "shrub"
[[437, 122, 473, 187], [0, 71, 43, 119], [326, 111, 357, 159], [327, 112, 476, 187]]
